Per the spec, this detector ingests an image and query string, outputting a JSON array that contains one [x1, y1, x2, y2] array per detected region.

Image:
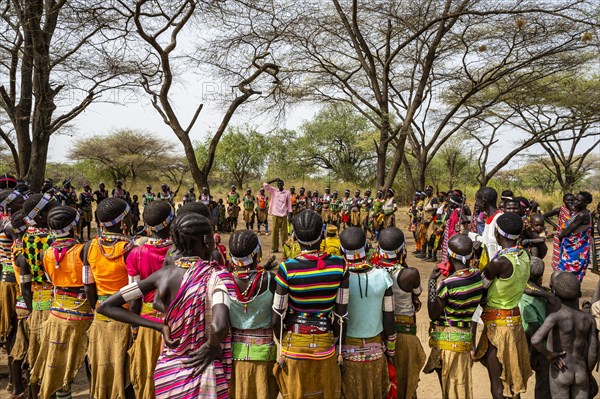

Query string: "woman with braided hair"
[[272, 209, 349, 398], [372, 227, 426, 399], [126, 201, 175, 399], [29, 205, 92, 399], [339, 227, 395, 399], [228, 230, 278, 399], [98, 213, 235, 399], [20, 193, 58, 388], [82, 197, 135, 399]]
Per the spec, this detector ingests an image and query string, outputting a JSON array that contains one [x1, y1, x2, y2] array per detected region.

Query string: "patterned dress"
[[154, 261, 235, 399], [557, 213, 591, 281]]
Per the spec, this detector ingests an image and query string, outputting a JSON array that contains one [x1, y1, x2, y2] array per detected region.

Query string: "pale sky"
[[47, 72, 599, 175]]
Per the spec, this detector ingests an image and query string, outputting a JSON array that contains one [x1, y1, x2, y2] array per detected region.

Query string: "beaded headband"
[[496, 225, 520, 240], [341, 246, 366, 260], [377, 241, 406, 259], [0, 190, 22, 212], [294, 233, 322, 246], [447, 248, 472, 264], [151, 208, 175, 232], [0, 176, 17, 185], [51, 212, 80, 237], [24, 193, 54, 226], [449, 197, 461, 206], [99, 203, 130, 227], [231, 243, 262, 267]]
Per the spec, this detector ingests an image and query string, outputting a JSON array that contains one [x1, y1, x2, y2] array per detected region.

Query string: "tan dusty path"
[[1, 211, 599, 398]]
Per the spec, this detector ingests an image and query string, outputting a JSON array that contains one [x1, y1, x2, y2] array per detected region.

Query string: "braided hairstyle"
[[378, 227, 405, 251], [143, 201, 174, 238], [171, 213, 213, 257], [47, 206, 79, 236], [339, 227, 365, 251], [177, 201, 210, 218], [96, 197, 130, 233], [23, 193, 58, 227], [292, 210, 323, 250], [229, 230, 260, 258]]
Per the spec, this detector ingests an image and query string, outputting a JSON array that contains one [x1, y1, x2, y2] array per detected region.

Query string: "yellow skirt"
[[0, 281, 18, 341], [128, 326, 163, 399], [394, 332, 426, 399], [425, 346, 474, 399], [87, 318, 133, 399], [231, 360, 279, 399], [341, 337, 389, 399], [10, 308, 29, 361], [273, 331, 341, 399], [476, 323, 532, 398], [27, 309, 50, 367], [29, 312, 92, 397]]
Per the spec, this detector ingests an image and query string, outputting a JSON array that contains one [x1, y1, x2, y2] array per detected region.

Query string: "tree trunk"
[[402, 154, 416, 196], [25, 135, 50, 192], [375, 120, 391, 189]]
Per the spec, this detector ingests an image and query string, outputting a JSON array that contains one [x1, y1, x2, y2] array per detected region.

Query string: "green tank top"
[[487, 249, 530, 309]]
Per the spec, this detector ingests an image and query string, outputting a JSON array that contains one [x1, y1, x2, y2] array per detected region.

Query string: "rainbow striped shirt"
[[275, 255, 348, 316]]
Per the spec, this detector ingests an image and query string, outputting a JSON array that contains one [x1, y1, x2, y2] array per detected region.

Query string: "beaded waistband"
[[32, 288, 53, 311], [342, 337, 384, 362], [395, 314, 417, 335], [482, 307, 521, 327], [1, 270, 16, 283]]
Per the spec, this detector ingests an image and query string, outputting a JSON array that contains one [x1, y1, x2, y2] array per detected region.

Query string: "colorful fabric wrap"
[[280, 331, 336, 361], [99, 203, 130, 227], [429, 325, 472, 353], [232, 327, 276, 361], [378, 242, 405, 259], [32, 283, 53, 311], [51, 212, 80, 237], [342, 336, 384, 362], [50, 289, 93, 320], [151, 208, 174, 232], [231, 243, 261, 267], [481, 307, 521, 327], [395, 314, 417, 335], [24, 193, 53, 226]]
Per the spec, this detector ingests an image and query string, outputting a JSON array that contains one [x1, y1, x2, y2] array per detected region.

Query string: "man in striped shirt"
[[425, 234, 483, 399]]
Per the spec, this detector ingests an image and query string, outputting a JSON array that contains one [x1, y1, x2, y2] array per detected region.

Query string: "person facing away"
[[532, 272, 598, 399]]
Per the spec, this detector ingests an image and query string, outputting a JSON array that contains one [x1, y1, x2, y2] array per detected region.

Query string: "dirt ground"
[[1, 211, 598, 399]]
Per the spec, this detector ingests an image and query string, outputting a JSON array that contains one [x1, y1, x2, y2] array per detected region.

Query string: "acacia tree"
[[268, 0, 595, 191], [297, 104, 377, 184], [469, 74, 600, 187], [72, 129, 174, 183], [214, 127, 268, 189], [0, 0, 137, 190], [118, 0, 282, 191]]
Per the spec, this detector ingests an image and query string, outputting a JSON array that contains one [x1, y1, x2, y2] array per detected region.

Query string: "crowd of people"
[[0, 172, 599, 399]]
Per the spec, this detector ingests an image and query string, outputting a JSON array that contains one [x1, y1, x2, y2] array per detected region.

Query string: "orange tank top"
[[43, 244, 85, 288], [87, 238, 131, 295]]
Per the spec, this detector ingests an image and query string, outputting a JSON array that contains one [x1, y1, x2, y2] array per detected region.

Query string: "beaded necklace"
[[98, 232, 135, 260], [50, 237, 79, 269], [494, 245, 523, 259], [146, 237, 173, 248], [175, 256, 200, 269], [233, 270, 264, 313]]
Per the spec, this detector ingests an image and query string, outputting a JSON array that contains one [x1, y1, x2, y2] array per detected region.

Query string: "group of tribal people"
[[0, 169, 599, 399]]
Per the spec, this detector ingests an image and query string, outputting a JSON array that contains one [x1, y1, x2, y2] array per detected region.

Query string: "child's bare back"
[[532, 273, 599, 399]]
